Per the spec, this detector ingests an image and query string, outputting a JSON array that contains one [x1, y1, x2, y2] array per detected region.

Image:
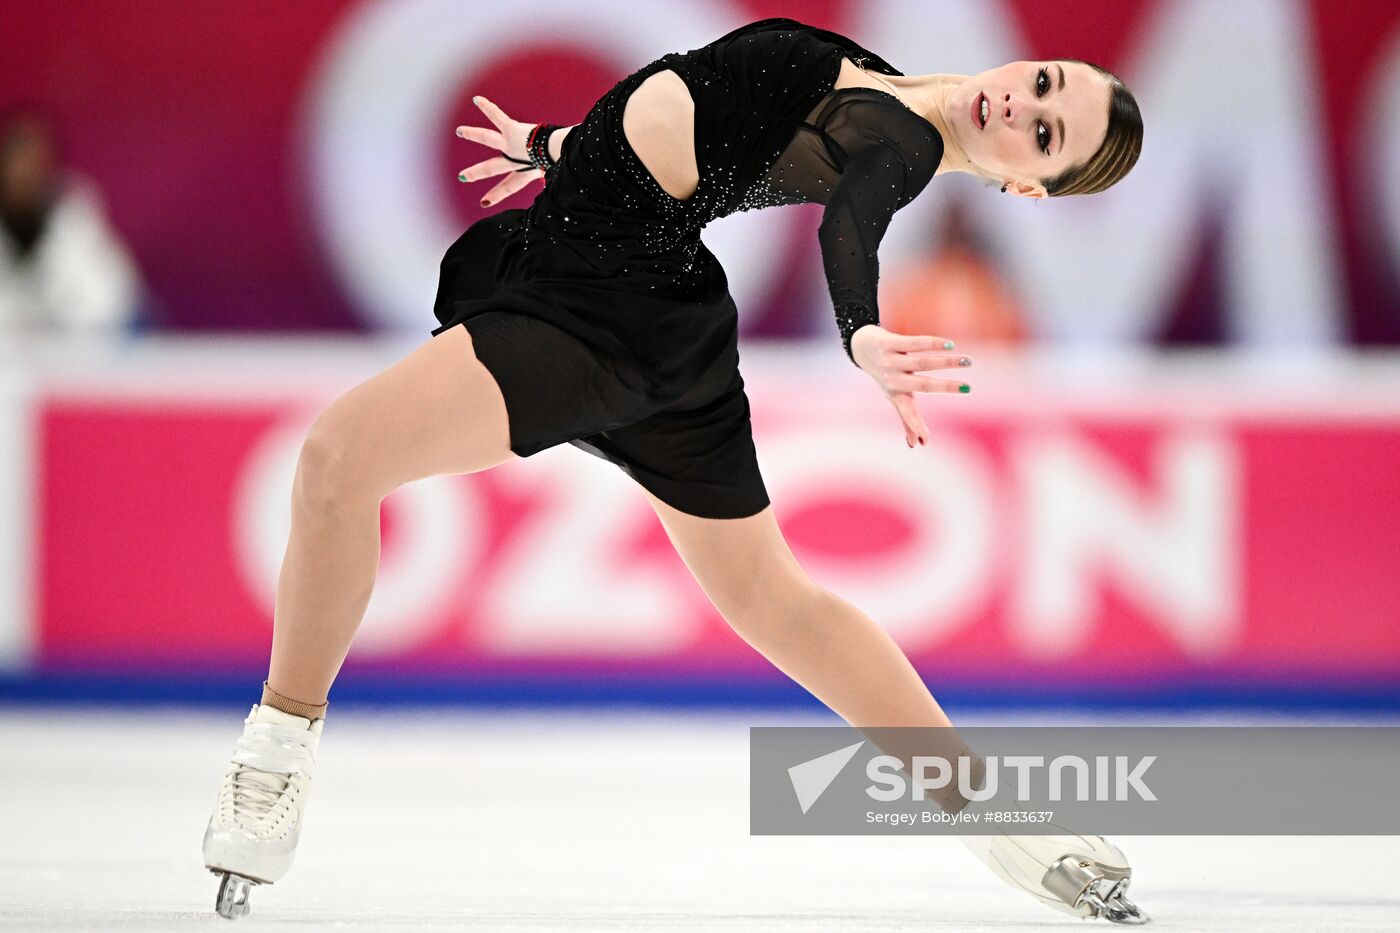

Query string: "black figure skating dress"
[[431, 17, 944, 519]]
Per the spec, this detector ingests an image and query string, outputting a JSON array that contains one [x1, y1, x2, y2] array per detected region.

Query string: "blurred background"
[[1, 0, 1397, 716], [4, 3, 1400, 928]]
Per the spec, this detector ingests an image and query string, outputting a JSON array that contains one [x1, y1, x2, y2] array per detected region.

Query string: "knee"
[[293, 410, 377, 515]]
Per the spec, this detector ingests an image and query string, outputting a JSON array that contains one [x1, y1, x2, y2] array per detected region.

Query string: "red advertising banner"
[[33, 351, 1400, 690]]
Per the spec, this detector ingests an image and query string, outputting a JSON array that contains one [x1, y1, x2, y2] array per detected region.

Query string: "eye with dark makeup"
[[1035, 66, 1052, 154]]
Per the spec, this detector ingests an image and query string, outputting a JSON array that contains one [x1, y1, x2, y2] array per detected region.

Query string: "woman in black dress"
[[203, 17, 1145, 922]]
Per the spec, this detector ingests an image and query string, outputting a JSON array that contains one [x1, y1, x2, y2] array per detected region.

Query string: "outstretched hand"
[[455, 96, 542, 208], [849, 324, 971, 449]]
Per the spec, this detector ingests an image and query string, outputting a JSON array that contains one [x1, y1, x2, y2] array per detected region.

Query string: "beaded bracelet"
[[525, 123, 563, 171]]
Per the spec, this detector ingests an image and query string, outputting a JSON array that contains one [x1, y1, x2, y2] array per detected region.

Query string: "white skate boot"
[[962, 830, 1150, 923], [202, 703, 323, 919]]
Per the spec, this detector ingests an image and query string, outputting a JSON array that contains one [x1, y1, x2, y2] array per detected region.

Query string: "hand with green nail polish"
[[849, 324, 971, 449]]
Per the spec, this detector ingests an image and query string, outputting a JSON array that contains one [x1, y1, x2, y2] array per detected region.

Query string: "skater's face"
[[943, 60, 1111, 197]]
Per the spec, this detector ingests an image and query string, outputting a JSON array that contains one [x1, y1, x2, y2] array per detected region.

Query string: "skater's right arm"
[[455, 96, 575, 207], [548, 126, 574, 163]]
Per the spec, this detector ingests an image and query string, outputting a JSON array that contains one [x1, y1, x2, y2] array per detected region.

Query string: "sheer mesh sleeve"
[[815, 107, 939, 365]]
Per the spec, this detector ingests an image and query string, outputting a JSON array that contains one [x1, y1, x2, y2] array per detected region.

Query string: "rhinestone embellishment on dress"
[[505, 25, 941, 365]]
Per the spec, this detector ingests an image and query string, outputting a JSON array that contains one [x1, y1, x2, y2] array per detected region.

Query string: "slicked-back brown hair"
[[1044, 60, 1142, 197]]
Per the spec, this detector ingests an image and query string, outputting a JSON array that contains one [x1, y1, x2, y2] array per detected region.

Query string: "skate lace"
[[222, 721, 318, 827], [225, 767, 290, 823]]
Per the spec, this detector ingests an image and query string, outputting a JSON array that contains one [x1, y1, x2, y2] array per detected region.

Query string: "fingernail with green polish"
[[458, 173, 467, 182], [943, 340, 956, 349], [959, 383, 971, 393]]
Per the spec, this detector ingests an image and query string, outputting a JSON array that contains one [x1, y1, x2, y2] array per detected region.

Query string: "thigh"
[[641, 488, 811, 626], [308, 322, 517, 497]]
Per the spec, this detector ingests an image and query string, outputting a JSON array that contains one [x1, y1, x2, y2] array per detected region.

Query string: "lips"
[[971, 92, 986, 130]]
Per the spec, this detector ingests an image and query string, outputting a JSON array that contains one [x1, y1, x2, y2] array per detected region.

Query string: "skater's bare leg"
[[266, 324, 516, 704], [646, 492, 1151, 923], [649, 491, 976, 806], [643, 491, 954, 729]]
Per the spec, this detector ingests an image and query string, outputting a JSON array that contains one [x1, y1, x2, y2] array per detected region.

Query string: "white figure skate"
[[202, 703, 323, 919], [962, 829, 1150, 923]]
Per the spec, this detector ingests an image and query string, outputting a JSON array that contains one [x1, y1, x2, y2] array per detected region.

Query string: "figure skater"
[[202, 17, 1144, 922]]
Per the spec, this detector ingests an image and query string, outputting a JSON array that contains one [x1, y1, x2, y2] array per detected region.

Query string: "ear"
[[1003, 179, 1048, 199]]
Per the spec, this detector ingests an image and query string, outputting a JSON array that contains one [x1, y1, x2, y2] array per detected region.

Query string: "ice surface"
[[1, 707, 1397, 931]]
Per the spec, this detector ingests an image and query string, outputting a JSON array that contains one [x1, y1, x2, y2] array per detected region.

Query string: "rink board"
[[2, 340, 1399, 709]]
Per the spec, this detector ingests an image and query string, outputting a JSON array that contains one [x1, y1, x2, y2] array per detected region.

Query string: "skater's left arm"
[[818, 121, 968, 448]]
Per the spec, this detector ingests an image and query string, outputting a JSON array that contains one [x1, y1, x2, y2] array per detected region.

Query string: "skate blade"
[[1083, 878, 1151, 925], [1044, 857, 1150, 924], [212, 870, 260, 920]]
